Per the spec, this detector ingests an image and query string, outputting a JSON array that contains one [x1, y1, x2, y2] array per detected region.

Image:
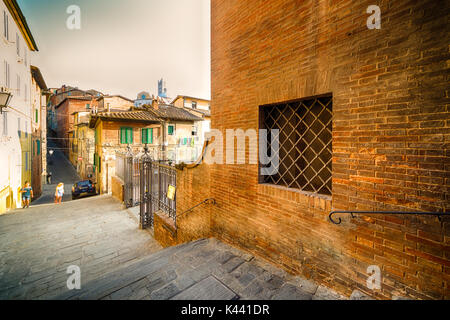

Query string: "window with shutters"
[[120, 127, 133, 144], [168, 125, 175, 136], [141, 128, 153, 144], [37, 140, 40, 155], [4, 61, 10, 88], [259, 95, 333, 196], [3, 10, 8, 40]]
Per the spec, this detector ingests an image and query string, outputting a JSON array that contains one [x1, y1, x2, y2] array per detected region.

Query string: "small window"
[[3, 10, 9, 40], [192, 126, 197, 136], [260, 95, 333, 196], [192, 101, 197, 109], [4, 61, 10, 88], [120, 127, 133, 144], [168, 125, 175, 136], [141, 128, 153, 144], [17, 118, 21, 138], [86, 103, 90, 109]]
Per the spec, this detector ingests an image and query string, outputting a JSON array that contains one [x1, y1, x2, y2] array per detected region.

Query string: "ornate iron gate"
[[139, 147, 177, 229], [123, 148, 141, 208]]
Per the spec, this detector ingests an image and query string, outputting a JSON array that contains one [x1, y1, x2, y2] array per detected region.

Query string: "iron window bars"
[[261, 95, 333, 195]]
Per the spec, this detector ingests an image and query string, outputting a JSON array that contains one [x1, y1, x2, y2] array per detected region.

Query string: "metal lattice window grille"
[[260, 95, 332, 196]]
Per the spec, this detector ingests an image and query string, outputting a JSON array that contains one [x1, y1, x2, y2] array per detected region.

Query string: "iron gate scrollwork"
[[139, 145, 177, 229], [123, 146, 140, 208]]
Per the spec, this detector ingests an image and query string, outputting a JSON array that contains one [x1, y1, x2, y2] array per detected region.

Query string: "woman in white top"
[[55, 183, 64, 204]]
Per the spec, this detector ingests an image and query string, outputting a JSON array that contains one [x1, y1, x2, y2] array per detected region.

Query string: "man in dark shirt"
[[20, 182, 33, 208]]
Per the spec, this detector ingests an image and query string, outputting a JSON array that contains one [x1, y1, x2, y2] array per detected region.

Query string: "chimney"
[[152, 98, 159, 110]]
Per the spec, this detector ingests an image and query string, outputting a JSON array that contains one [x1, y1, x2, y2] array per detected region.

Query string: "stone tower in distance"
[[158, 78, 167, 98]]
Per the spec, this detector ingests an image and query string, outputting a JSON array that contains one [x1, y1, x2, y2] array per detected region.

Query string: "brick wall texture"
[[182, 0, 450, 299]]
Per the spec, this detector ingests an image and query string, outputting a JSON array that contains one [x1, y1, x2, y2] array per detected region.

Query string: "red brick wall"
[[176, 164, 212, 243], [209, 0, 450, 299]]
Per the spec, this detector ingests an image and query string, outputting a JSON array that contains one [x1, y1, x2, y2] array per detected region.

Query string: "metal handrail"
[[329, 211, 450, 225], [177, 198, 216, 220]]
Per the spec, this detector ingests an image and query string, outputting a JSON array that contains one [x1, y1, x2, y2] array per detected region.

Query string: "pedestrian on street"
[[20, 182, 33, 208], [55, 183, 64, 204], [47, 171, 52, 184]]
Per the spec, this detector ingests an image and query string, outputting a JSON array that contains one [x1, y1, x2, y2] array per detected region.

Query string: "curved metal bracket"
[[177, 198, 216, 220], [329, 211, 449, 225]]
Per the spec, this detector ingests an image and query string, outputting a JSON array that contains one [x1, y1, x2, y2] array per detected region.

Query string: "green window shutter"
[[120, 127, 133, 144], [168, 125, 174, 135], [141, 128, 148, 144], [35, 109, 38, 123], [37, 140, 40, 155], [127, 128, 133, 144], [150, 128, 153, 144]]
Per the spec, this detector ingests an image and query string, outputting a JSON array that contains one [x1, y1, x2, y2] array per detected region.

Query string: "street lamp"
[[0, 90, 12, 114]]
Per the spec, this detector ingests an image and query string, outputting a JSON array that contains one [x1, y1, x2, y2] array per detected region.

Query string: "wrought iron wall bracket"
[[329, 211, 450, 225]]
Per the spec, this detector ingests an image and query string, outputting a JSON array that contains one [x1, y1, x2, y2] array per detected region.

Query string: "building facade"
[[91, 102, 203, 195], [95, 95, 134, 112], [30, 65, 47, 198], [70, 111, 94, 180], [185, 0, 449, 300], [53, 96, 95, 157], [0, 0, 38, 213]]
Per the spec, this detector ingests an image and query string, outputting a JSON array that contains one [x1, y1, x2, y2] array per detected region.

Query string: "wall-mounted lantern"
[[0, 90, 12, 114]]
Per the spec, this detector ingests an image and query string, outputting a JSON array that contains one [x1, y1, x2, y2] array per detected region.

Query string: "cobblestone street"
[[0, 194, 347, 300], [0, 195, 161, 299]]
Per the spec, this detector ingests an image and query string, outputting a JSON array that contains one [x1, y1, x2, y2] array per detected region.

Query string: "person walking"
[[20, 182, 33, 208], [55, 183, 64, 204]]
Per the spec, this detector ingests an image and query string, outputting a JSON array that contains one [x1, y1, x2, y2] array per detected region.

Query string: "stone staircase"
[[54, 238, 348, 300]]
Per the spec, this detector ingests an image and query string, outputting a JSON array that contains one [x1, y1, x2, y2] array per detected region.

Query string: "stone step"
[[55, 239, 209, 300]]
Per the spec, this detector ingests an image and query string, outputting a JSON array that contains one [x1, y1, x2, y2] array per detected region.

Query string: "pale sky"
[[18, 0, 211, 101]]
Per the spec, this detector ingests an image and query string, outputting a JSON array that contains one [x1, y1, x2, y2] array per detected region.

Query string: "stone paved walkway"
[[0, 194, 347, 300], [0, 195, 161, 299], [57, 238, 347, 300]]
